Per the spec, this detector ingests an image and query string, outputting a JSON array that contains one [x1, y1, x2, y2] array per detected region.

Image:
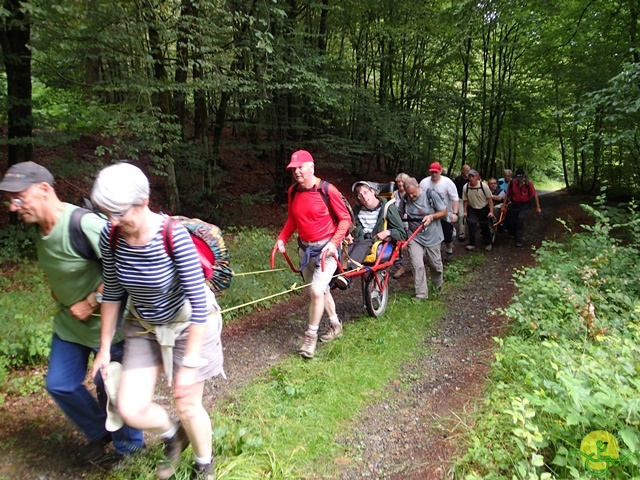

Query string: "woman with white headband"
[[90, 162, 224, 480]]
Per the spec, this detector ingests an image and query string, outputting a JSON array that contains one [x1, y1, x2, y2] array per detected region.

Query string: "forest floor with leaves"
[[0, 181, 590, 479]]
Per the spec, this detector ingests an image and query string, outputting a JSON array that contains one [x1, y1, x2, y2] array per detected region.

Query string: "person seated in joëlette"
[[344, 181, 407, 271]]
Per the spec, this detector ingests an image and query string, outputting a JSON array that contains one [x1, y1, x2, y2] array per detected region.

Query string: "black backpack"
[[69, 207, 100, 262]]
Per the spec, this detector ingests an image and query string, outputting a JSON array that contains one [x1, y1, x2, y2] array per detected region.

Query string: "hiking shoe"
[[156, 423, 190, 480], [334, 275, 350, 290], [193, 461, 215, 480], [299, 332, 318, 359], [392, 266, 405, 279], [458, 235, 466, 242], [78, 434, 111, 464], [515, 242, 523, 248], [465, 245, 476, 251], [444, 251, 453, 263], [319, 322, 343, 343], [412, 295, 428, 301], [432, 284, 443, 296], [485, 244, 493, 252]]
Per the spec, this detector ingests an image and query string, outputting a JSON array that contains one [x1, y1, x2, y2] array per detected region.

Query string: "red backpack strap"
[[108, 224, 120, 253], [162, 216, 178, 259]]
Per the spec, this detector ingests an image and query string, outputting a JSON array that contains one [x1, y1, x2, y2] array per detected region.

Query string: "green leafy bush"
[[455, 193, 640, 479], [0, 224, 37, 263]]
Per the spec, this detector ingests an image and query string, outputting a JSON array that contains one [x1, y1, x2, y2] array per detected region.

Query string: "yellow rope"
[[232, 267, 288, 276], [69, 266, 367, 318], [219, 282, 307, 314]]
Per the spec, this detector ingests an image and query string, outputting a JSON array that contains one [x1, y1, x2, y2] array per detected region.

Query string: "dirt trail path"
[[0, 190, 588, 480]]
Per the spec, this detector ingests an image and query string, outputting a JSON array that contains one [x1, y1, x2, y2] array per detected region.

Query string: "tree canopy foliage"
[[1, 0, 639, 217]]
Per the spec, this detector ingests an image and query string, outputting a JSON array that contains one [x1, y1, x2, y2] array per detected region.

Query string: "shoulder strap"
[[69, 208, 98, 261], [289, 182, 300, 203], [381, 198, 394, 230], [161, 217, 178, 259], [425, 188, 434, 209], [318, 180, 339, 224], [108, 224, 120, 253]]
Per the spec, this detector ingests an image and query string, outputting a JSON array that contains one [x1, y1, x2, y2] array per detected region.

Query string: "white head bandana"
[[91, 162, 150, 212]]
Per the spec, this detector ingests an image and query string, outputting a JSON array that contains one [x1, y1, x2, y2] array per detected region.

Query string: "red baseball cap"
[[287, 150, 314, 169], [429, 162, 442, 173]]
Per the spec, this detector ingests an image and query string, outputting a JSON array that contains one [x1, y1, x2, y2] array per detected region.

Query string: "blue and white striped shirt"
[[99, 219, 208, 324]]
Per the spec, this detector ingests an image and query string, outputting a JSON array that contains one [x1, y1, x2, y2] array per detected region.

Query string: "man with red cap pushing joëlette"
[[274, 150, 352, 359]]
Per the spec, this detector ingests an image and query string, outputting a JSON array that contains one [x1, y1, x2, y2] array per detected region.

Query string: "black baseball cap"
[[0, 162, 54, 192]]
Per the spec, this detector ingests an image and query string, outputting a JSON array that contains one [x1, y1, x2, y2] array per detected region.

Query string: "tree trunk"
[[148, 25, 180, 212], [461, 36, 472, 163], [318, 0, 329, 53], [0, 0, 33, 165], [554, 82, 570, 189]]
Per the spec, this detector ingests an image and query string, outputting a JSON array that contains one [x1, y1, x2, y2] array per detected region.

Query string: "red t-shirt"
[[278, 179, 351, 246], [507, 179, 536, 204]]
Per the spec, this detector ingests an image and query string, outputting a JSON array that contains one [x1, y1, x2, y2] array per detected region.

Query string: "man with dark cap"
[[505, 168, 541, 247], [0, 162, 144, 463], [274, 151, 351, 358], [462, 169, 494, 252]]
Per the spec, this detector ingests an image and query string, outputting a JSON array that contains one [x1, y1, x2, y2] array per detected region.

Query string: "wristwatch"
[[94, 292, 103, 304]]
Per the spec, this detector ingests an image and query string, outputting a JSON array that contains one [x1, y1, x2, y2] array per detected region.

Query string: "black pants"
[[507, 202, 530, 244], [467, 205, 492, 246], [441, 219, 454, 244]]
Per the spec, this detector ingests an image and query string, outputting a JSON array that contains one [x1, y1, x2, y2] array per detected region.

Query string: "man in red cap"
[[419, 162, 459, 262], [274, 150, 352, 358]]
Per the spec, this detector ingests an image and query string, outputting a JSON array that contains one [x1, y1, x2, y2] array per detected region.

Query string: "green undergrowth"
[[454, 192, 640, 479]]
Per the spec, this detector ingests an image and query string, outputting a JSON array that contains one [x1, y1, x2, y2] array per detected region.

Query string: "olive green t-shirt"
[[36, 204, 121, 348]]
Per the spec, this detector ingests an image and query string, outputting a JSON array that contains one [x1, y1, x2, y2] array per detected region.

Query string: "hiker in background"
[[392, 172, 410, 278], [274, 150, 351, 358], [498, 169, 513, 193], [90, 162, 224, 480], [348, 181, 407, 265], [403, 177, 448, 300], [462, 170, 494, 252], [488, 177, 506, 220], [453, 164, 471, 242], [0, 162, 144, 464], [505, 168, 541, 248], [420, 162, 459, 262]]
